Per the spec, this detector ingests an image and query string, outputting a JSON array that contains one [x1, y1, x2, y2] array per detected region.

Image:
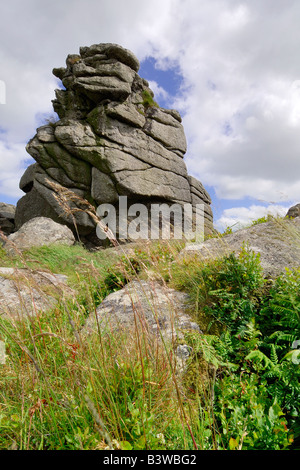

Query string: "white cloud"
[[215, 204, 289, 232], [147, 80, 170, 104], [163, 0, 300, 203], [0, 141, 31, 198]]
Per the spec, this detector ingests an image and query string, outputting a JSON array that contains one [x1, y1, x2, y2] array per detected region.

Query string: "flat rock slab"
[[83, 280, 201, 349], [182, 217, 300, 278], [0, 267, 73, 318]]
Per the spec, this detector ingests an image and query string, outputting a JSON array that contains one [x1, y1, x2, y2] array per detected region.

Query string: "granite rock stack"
[[15, 43, 213, 243]]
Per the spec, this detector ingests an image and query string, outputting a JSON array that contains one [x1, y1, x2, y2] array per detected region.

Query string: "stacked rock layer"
[[15, 43, 213, 242]]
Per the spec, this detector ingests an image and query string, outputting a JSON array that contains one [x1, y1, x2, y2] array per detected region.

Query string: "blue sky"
[[1, 0, 300, 231]]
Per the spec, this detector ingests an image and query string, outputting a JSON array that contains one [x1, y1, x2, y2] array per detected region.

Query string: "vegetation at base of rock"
[[0, 234, 299, 450]]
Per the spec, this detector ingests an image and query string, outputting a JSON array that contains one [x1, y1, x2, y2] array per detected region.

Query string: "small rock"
[[0, 202, 16, 236]]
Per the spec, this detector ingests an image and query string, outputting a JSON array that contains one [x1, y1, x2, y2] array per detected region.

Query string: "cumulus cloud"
[[163, 0, 300, 203], [147, 80, 170, 104], [215, 204, 289, 232]]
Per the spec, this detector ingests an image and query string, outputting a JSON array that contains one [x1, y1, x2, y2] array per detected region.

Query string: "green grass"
[[0, 237, 299, 450], [141, 90, 159, 110]]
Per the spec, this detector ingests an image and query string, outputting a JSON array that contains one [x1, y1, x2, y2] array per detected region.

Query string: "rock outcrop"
[[0, 203, 16, 236], [181, 217, 300, 278], [15, 43, 213, 244]]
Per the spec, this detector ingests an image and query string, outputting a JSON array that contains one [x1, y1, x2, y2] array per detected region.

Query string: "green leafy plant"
[[175, 245, 299, 449], [141, 90, 159, 110], [251, 215, 273, 226]]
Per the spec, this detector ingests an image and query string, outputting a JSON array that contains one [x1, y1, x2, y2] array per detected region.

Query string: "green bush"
[[177, 246, 299, 449]]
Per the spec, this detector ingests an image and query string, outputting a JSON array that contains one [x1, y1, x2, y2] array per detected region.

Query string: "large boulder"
[[15, 43, 213, 244], [6, 217, 75, 252], [181, 217, 300, 278]]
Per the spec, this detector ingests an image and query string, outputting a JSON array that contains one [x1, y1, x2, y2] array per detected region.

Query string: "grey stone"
[[286, 203, 300, 219], [74, 73, 133, 102], [176, 344, 193, 359], [55, 119, 99, 147], [0, 203, 16, 237], [0, 267, 73, 318], [91, 168, 119, 204], [0, 202, 15, 220], [188, 175, 212, 205], [15, 187, 61, 231], [83, 280, 201, 358], [15, 43, 213, 244], [19, 163, 38, 193], [0, 218, 15, 236], [181, 217, 300, 278], [37, 125, 56, 143], [105, 101, 146, 128], [144, 108, 187, 155], [86, 108, 189, 175], [114, 167, 192, 203], [6, 217, 75, 252], [33, 178, 95, 234], [42, 142, 91, 187], [79, 43, 140, 72]]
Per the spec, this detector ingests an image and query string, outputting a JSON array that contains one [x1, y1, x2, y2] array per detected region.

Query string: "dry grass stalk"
[[46, 179, 118, 247]]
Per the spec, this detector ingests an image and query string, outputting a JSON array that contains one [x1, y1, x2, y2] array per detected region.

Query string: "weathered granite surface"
[[83, 279, 201, 368], [181, 217, 300, 278], [0, 202, 16, 236], [0, 267, 73, 318], [15, 43, 213, 243], [6, 217, 75, 253]]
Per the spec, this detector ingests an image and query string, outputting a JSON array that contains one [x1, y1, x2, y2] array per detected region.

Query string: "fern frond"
[[245, 350, 274, 370], [270, 344, 278, 365]]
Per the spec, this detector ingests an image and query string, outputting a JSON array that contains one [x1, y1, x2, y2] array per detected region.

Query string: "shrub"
[[174, 245, 299, 449]]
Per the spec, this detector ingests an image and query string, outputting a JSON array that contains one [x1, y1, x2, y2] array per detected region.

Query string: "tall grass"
[[0, 238, 204, 450], [0, 205, 299, 450]]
